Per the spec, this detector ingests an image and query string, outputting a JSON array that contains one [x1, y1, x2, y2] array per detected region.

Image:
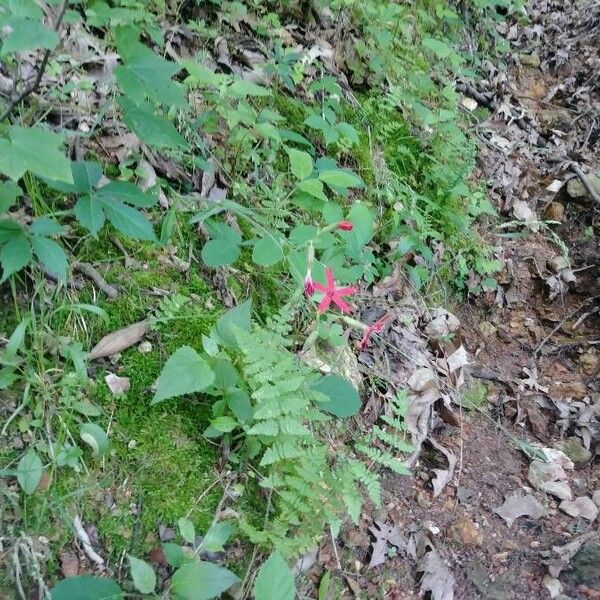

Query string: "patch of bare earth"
[[300, 1, 600, 598]]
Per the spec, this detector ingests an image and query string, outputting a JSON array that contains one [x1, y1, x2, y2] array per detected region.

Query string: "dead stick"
[[73, 261, 119, 299], [570, 163, 600, 206]]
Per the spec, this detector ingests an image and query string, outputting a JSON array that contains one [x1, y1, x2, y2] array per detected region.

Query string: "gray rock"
[[555, 437, 592, 468], [564, 543, 600, 588]]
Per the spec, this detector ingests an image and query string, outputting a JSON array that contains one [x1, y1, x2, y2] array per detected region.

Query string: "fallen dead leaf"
[[60, 550, 79, 577], [89, 320, 149, 360], [559, 496, 598, 521], [368, 521, 407, 568], [430, 437, 457, 498], [417, 532, 455, 600], [493, 493, 547, 528], [528, 459, 572, 500], [104, 373, 131, 396]]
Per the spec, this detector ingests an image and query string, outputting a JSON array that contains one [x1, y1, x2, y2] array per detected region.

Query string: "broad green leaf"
[[115, 29, 185, 107], [0, 232, 31, 282], [296, 178, 328, 202], [0, 181, 21, 212], [318, 571, 331, 600], [225, 389, 252, 423], [162, 543, 187, 568], [312, 375, 361, 418], [289, 224, 318, 246], [72, 161, 103, 192], [75, 195, 105, 235], [31, 236, 68, 282], [228, 79, 270, 97], [287, 148, 313, 180], [72, 401, 102, 417], [0, 127, 72, 183], [101, 200, 156, 241], [5, 317, 29, 359], [80, 423, 109, 456], [49, 576, 124, 600], [337, 122, 359, 144], [252, 236, 283, 267], [118, 97, 188, 150], [128, 555, 156, 594], [181, 60, 223, 87], [201, 238, 240, 267], [216, 299, 252, 348], [201, 522, 234, 552], [16, 449, 43, 495], [254, 550, 295, 600], [152, 346, 215, 404], [318, 169, 364, 189], [171, 561, 240, 600], [0, 17, 58, 56], [210, 416, 237, 433], [29, 217, 63, 237], [97, 181, 156, 208], [177, 517, 196, 544], [422, 37, 453, 59]]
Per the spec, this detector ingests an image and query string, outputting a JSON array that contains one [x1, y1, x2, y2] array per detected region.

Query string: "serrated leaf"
[[201, 238, 240, 267], [16, 449, 42, 495], [162, 543, 187, 568], [31, 236, 68, 282], [101, 200, 156, 241], [287, 148, 313, 180], [128, 555, 156, 594], [171, 561, 239, 600], [422, 37, 453, 59], [253, 550, 295, 600], [0, 232, 31, 282], [152, 346, 215, 404], [80, 423, 109, 456], [49, 576, 124, 600], [118, 97, 188, 150], [29, 217, 63, 237], [252, 236, 283, 267], [177, 517, 196, 544], [0, 126, 72, 183]]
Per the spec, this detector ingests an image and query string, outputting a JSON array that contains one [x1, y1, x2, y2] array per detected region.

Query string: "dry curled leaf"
[[104, 373, 131, 396], [368, 521, 407, 568], [89, 320, 149, 360], [493, 493, 547, 528], [417, 532, 455, 600]]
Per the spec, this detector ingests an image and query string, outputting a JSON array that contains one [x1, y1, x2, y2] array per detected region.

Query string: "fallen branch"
[[570, 163, 600, 207], [73, 515, 105, 569], [73, 261, 119, 299], [0, 0, 69, 123]]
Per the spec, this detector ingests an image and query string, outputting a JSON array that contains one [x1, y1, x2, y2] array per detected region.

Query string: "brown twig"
[[72, 261, 119, 299], [570, 163, 600, 207], [0, 0, 69, 123]]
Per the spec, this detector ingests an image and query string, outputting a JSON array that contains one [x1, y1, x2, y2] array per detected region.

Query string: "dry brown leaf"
[[493, 493, 547, 528], [417, 533, 455, 600], [430, 437, 457, 498], [60, 551, 79, 577], [368, 521, 407, 569], [104, 373, 131, 396], [559, 496, 598, 521], [89, 320, 149, 360]]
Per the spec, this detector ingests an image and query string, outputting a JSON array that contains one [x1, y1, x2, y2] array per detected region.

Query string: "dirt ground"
[[299, 1, 600, 598]]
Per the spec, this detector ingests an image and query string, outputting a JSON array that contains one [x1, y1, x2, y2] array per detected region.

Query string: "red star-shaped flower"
[[357, 314, 391, 349], [314, 268, 357, 314]]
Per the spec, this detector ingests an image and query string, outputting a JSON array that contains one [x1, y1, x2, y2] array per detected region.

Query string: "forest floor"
[[0, 0, 599, 599]]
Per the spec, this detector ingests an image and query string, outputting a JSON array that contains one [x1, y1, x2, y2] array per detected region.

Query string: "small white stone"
[[138, 341, 153, 353], [542, 575, 563, 599]]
